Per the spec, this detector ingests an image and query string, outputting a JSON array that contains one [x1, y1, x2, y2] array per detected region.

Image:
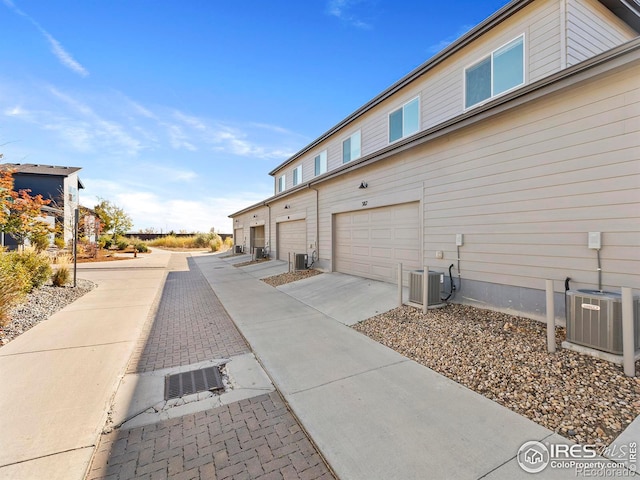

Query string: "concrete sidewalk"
[[0, 249, 172, 480], [196, 254, 580, 480]]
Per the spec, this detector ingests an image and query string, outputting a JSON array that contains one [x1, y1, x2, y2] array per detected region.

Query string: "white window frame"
[[293, 165, 302, 186], [463, 34, 525, 110], [314, 150, 327, 176], [388, 96, 420, 144], [278, 174, 286, 193], [342, 130, 361, 164]]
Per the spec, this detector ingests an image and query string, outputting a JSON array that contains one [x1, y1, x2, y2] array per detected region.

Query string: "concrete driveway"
[[277, 272, 407, 325]]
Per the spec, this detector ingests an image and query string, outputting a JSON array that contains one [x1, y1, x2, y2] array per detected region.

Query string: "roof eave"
[[267, 0, 535, 176], [232, 37, 640, 217]]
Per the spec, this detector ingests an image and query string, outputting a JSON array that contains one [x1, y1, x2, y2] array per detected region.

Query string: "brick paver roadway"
[[86, 253, 334, 480]]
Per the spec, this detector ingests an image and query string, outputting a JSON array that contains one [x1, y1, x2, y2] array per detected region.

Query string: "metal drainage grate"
[[164, 366, 224, 400]]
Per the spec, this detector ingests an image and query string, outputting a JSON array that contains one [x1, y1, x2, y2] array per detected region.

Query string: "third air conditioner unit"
[[294, 253, 308, 271], [408, 270, 443, 307], [235, 245, 244, 254], [566, 290, 640, 355]]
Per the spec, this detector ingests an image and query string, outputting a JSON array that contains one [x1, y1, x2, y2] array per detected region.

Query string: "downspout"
[[308, 184, 319, 260], [266, 201, 271, 254]]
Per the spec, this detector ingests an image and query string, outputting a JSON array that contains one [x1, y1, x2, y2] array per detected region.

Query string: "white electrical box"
[[588, 232, 601, 250], [456, 234, 464, 247]]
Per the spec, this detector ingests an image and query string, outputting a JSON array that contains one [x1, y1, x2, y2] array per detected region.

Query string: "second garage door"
[[277, 220, 307, 261], [334, 202, 421, 283]]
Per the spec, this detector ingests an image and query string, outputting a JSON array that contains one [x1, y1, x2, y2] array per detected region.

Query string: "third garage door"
[[334, 202, 421, 282], [277, 220, 307, 261]]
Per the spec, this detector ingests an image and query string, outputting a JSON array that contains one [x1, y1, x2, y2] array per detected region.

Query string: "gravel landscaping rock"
[[0, 278, 96, 346], [353, 304, 640, 449], [262, 269, 322, 287]]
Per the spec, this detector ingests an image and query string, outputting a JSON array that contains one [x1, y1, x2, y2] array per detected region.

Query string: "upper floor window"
[[465, 35, 524, 109], [342, 131, 361, 164], [293, 165, 302, 186], [278, 174, 285, 193], [389, 97, 420, 143], [314, 150, 327, 176]]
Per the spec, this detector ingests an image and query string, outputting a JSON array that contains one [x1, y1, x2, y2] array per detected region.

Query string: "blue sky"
[[1, 0, 509, 233]]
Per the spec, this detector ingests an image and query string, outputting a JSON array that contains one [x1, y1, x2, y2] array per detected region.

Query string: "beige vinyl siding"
[[314, 59, 639, 292], [423, 63, 639, 292], [566, 0, 638, 66], [269, 0, 569, 183]]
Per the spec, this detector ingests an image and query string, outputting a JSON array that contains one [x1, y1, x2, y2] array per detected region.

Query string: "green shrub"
[[194, 233, 209, 248], [0, 254, 27, 326], [30, 232, 51, 252], [209, 236, 222, 252], [6, 249, 52, 292], [51, 255, 71, 287], [134, 242, 148, 253], [223, 237, 234, 249], [116, 240, 129, 250], [54, 236, 66, 249], [99, 235, 112, 249]]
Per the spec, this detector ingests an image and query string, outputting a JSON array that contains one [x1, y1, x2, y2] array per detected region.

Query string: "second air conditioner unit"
[[566, 290, 640, 355], [294, 253, 308, 271], [408, 270, 443, 307]]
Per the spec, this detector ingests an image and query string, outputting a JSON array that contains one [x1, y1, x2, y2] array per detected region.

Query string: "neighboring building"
[[230, 0, 640, 321], [1, 163, 84, 247]]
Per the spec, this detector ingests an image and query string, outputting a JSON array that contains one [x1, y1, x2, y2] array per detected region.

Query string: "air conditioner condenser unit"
[[294, 253, 308, 271], [408, 270, 443, 307], [566, 290, 640, 355]]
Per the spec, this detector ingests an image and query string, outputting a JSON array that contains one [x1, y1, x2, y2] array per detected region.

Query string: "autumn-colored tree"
[[94, 198, 133, 239], [3, 189, 53, 248], [0, 167, 13, 227], [0, 167, 53, 249]]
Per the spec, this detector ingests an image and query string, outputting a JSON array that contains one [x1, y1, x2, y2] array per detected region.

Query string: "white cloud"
[[426, 24, 474, 55], [3, 0, 88, 77], [166, 124, 198, 151], [326, 0, 373, 29], [81, 178, 267, 233]]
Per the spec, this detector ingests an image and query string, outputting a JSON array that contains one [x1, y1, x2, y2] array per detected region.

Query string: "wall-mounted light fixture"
[[284, 204, 291, 209], [252, 214, 257, 219], [359, 181, 368, 189]]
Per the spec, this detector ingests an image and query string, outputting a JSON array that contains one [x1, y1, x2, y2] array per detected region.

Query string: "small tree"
[[94, 198, 133, 240], [0, 168, 53, 249]]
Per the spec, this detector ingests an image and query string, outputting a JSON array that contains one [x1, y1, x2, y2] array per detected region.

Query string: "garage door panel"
[[395, 227, 419, 240], [277, 220, 307, 261], [395, 248, 420, 262], [371, 229, 392, 240], [371, 247, 392, 259], [335, 202, 420, 283], [352, 213, 370, 224], [371, 210, 392, 222], [371, 265, 393, 279], [352, 229, 370, 240]]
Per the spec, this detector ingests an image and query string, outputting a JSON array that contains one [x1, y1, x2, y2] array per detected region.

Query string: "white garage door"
[[277, 220, 307, 261], [334, 202, 421, 282]]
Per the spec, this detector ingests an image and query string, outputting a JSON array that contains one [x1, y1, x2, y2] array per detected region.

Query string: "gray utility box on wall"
[[566, 290, 640, 355], [408, 270, 443, 306]]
